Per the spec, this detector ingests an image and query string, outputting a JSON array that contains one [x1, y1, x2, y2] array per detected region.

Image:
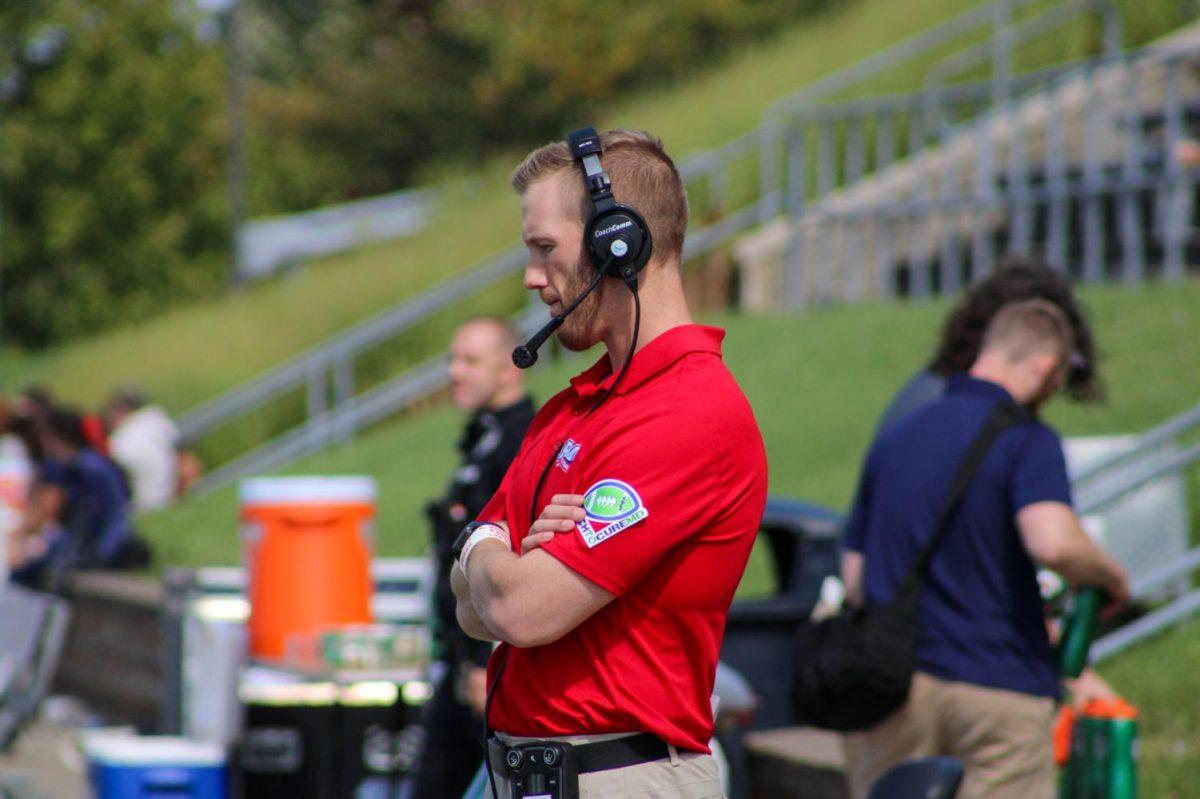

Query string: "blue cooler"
[[84, 735, 227, 799]]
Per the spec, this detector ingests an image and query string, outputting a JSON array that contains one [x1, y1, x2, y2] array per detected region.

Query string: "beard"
[[555, 255, 604, 352]]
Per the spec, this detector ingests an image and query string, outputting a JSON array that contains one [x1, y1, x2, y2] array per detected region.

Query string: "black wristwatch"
[[452, 521, 488, 563]]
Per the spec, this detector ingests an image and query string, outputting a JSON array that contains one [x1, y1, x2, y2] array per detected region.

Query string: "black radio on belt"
[[504, 741, 579, 799], [489, 733, 670, 797]]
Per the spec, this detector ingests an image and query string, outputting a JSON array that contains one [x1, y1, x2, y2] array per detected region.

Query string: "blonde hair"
[[982, 299, 1073, 365], [510, 129, 689, 265]]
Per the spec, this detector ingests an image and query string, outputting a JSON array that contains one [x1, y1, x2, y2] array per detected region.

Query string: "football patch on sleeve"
[[577, 479, 649, 548]]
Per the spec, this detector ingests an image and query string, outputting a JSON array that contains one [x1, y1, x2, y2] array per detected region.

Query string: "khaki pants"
[[842, 672, 1056, 799], [486, 733, 723, 799]]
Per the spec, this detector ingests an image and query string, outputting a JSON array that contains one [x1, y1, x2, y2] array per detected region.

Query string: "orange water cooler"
[[239, 476, 376, 659]]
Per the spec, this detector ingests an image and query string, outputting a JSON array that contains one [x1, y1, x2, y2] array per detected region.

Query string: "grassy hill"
[[4, 0, 1179, 414]]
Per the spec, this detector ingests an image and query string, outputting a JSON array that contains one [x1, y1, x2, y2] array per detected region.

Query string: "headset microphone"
[[511, 319, 561, 370], [512, 262, 609, 369]]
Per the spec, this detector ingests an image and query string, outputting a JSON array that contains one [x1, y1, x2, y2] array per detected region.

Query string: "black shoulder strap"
[[903, 400, 1031, 586]]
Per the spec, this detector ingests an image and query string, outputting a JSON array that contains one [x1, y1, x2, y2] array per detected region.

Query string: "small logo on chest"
[[556, 439, 581, 473]]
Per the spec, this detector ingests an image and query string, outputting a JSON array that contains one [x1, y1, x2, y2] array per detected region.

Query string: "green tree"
[[0, 0, 828, 348], [245, 0, 826, 213], [1, 0, 228, 348]]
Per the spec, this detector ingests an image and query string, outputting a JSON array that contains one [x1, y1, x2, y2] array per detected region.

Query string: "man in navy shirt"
[[841, 300, 1129, 799], [11, 409, 135, 584]]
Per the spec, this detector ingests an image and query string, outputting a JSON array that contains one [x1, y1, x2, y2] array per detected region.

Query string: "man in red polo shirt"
[[450, 129, 767, 797]]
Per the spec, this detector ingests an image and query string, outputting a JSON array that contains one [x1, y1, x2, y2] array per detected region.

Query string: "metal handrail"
[[177, 245, 526, 439], [924, 0, 1118, 89], [1072, 400, 1200, 486], [1128, 548, 1200, 601], [1092, 587, 1200, 661], [1069, 398, 1200, 663], [788, 60, 1087, 124], [1077, 439, 1200, 517]]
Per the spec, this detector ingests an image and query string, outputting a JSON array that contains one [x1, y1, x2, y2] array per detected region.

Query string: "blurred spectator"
[[840, 301, 1129, 799], [105, 385, 181, 511], [840, 258, 1119, 790], [0, 398, 31, 462], [9, 389, 63, 574], [412, 317, 535, 799], [13, 385, 56, 423], [10, 408, 145, 585], [0, 399, 35, 575]]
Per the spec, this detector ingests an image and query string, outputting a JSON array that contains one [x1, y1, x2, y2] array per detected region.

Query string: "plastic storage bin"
[[85, 735, 227, 799]]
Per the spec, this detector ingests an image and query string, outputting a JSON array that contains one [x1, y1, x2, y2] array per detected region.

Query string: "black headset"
[[567, 127, 653, 284], [512, 126, 654, 369]]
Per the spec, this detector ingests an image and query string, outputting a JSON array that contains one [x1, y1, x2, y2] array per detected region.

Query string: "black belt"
[[487, 733, 670, 777]]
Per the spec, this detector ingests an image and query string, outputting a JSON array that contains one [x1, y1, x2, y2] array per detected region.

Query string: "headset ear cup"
[[585, 204, 653, 278]]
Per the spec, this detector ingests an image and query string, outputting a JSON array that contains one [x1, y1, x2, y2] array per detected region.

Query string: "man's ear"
[[1028, 351, 1060, 383]]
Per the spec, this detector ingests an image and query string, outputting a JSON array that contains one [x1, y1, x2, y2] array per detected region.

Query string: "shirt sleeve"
[[539, 413, 733, 597], [841, 447, 875, 553], [842, 477, 869, 553], [1009, 424, 1073, 511]]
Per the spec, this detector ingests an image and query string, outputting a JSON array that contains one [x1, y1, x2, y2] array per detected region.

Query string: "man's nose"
[[524, 261, 546, 292]]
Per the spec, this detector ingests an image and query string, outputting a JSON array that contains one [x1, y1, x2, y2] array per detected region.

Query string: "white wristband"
[[459, 523, 510, 575]]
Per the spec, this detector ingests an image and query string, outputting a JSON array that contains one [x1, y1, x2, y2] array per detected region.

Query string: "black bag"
[[791, 402, 1027, 732]]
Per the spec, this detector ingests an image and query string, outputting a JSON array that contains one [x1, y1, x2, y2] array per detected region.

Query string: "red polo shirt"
[[478, 324, 768, 753]]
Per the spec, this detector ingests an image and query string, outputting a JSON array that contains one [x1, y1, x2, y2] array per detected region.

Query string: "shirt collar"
[[946, 373, 1018, 405], [568, 325, 725, 399]]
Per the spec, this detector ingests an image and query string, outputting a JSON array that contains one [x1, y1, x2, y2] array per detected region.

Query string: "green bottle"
[[1060, 587, 1105, 679], [1107, 717, 1138, 799], [1059, 718, 1085, 799], [1084, 715, 1109, 799]]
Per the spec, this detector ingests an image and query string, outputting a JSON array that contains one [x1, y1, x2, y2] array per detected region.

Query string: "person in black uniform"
[[413, 316, 535, 799]]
